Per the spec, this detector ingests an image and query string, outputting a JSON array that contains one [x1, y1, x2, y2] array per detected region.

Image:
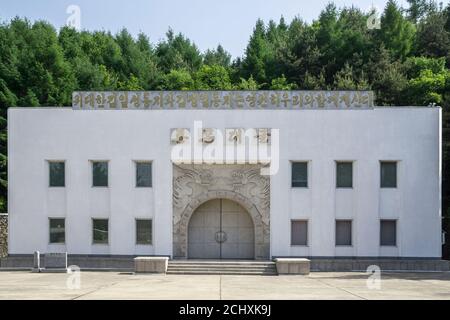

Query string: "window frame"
[[91, 160, 109, 188], [380, 219, 397, 247], [291, 161, 309, 188], [336, 161, 354, 189], [335, 219, 353, 247], [48, 160, 66, 188], [135, 161, 153, 188], [135, 218, 153, 245], [48, 217, 66, 244], [380, 161, 398, 189], [290, 219, 309, 246], [92, 218, 109, 245]]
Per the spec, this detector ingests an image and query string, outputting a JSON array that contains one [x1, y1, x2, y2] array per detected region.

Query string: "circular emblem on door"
[[215, 231, 227, 243]]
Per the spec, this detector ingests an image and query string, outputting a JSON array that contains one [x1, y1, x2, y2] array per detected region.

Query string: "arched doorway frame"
[[172, 164, 270, 260]]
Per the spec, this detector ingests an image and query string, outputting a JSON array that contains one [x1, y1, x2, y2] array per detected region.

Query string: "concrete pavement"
[[0, 271, 450, 299]]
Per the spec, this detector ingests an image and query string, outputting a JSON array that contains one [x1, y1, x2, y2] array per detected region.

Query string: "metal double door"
[[188, 199, 254, 259]]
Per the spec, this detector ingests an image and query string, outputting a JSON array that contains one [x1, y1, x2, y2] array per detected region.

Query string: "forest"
[[0, 0, 449, 254]]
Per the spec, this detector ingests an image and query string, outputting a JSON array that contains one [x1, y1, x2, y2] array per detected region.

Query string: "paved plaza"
[[0, 271, 450, 299]]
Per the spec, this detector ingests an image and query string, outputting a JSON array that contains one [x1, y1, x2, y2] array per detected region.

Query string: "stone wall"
[[0, 214, 7, 258]]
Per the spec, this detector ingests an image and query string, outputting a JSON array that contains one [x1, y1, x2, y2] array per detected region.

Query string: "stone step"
[[169, 261, 275, 266], [167, 260, 278, 275], [167, 267, 276, 272], [168, 268, 276, 272], [167, 272, 277, 275], [168, 264, 275, 269], [168, 266, 276, 269], [166, 270, 277, 275]]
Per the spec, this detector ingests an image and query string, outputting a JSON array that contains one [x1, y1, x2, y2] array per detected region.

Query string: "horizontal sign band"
[[72, 91, 374, 110]]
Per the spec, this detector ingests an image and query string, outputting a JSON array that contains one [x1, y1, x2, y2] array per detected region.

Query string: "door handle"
[[215, 231, 227, 243]]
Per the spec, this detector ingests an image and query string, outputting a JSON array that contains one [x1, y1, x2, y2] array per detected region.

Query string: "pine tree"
[[378, 0, 416, 60], [241, 19, 273, 86]]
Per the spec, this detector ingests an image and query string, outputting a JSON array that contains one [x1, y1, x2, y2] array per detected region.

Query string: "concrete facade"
[[7, 91, 442, 260]]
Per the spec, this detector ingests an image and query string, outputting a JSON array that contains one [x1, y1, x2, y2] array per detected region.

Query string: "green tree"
[[415, 9, 450, 63], [117, 74, 144, 90], [367, 46, 408, 105], [0, 80, 17, 108], [404, 56, 449, 105], [284, 17, 322, 87], [156, 29, 203, 74], [194, 65, 232, 90], [269, 75, 296, 90], [406, 0, 435, 22], [316, 5, 373, 84], [159, 69, 194, 90], [234, 76, 259, 90], [115, 29, 160, 89], [204, 45, 231, 67], [241, 19, 273, 86], [377, 0, 416, 60], [9, 19, 76, 106], [333, 63, 369, 90], [303, 71, 327, 90], [264, 17, 290, 81], [0, 80, 15, 212], [404, 56, 446, 77]]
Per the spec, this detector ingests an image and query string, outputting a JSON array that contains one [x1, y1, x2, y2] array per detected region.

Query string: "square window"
[[49, 162, 65, 187], [136, 162, 152, 187], [92, 161, 108, 187], [336, 220, 352, 246], [380, 220, 397, 246], [93, 219, 109, 244], [292, 162, 308, 188], [291, 220, 308, 246], [49, 218, 65, 244], [381, 161, 397, 188], [136, 219, 152, 245], [336, 162, 353, 188]]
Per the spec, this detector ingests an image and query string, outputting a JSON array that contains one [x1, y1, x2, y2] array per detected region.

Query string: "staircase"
[[167, 260, 278, 275]]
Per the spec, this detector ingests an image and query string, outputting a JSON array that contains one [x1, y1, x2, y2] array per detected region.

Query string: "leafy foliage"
[[159, 69, 194, 90], [194, 65, 232, 90], [377, 0, 416, 60]]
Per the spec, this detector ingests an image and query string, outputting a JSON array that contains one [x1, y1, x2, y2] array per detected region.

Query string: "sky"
[[1, 0, 448, 58]]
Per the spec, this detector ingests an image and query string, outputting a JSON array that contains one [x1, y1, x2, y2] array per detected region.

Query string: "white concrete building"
[[7, 91, 442, 262]]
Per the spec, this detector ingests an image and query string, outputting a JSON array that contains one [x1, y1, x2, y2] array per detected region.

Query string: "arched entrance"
[[173, 164, 270, 259], [188, 198, 255, 259]]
